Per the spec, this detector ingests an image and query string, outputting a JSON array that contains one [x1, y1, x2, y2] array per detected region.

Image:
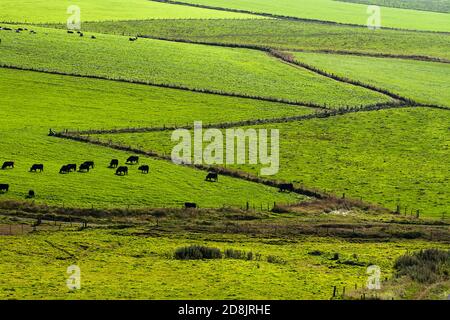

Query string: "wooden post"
[[332, 286, 337, 298]]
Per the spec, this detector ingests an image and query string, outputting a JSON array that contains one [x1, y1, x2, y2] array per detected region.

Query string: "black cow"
[[279, 183, 294, 193], [129, 37, 137, 41], [91, 35, 96, 39], [26, 190, 35, 199], [0, 184, 9, 193], [138, 165, 149, 174], [205, 172, 218, 182], [83, 161, 95, 169], [109, 159, 119, 168], [67, 30, 74, 34], [79, 32, 84, 37], [30, 164, 44, 172], [184, 202, 197, 209], [116, 166, 128, 176], [126, 156, 139, 164], [59, 165, 70, 174], [67, 164, 77, 172], [78, 163, 90, 172], [2, 161, 14, 170]]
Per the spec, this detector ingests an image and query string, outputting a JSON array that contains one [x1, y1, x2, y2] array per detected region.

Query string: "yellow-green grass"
[[0, 0, 257, 24], [0, 68, 303, 208], [0, 227, 445, 299], [292, 52, 450, 107], [69, 19, 450, 61], [175, 0, 450, 32], [0, 26, 392, 108], [94, 108, 450, 217]]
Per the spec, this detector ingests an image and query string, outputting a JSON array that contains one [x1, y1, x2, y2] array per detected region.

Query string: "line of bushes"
[[174, 245, 284, 264]]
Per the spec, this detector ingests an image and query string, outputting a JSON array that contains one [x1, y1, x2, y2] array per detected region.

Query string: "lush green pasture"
[[176, 0, 450, 32], [0, 68, 302, 208], [70, 19, 450, 60], [0, 26, 389, 108], [0, 68, 311, 130], [337, 0, 450, 13], [0, 227, 443, 299], [0, 0, 255, 23], [96, 108, 450, 217], [292, 52, 450, 107]]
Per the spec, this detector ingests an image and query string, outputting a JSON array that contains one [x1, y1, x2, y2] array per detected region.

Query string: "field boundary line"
[[53, 131, 327, 200], [62, 102, 413, 135], [148, 0, 450, 35], [52, 130, 393, 212], [288, 49, 450, 64], [37, 21, 450, 63], [136, 35, 416, 103], [0, 64, 336, 111]]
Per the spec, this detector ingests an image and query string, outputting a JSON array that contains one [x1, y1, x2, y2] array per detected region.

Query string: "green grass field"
[[0, 0, 449, 301], [0, 68, 311, 129], [0, 26, 390, 108], [94, 108, 450, 217], [0, 226, 445, 299], [0, 0, 256, 23], [175, 0, 450, 32], [0, 68, 303, 208], [69, 19, 450, 60], [292, 52, 450, 107]]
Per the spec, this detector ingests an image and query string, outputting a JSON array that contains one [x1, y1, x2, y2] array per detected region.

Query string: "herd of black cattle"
[[0, 155, 221, 197]]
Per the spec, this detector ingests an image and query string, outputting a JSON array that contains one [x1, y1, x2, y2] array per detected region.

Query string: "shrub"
[[174, 245, 222, 260], [224, 249, 256, 261], [394, 249, 450, 283], [267, 255, 286, 265], [331, 253, 340, 261]]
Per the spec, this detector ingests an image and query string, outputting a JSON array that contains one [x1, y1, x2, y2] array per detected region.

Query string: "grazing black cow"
[[59, 165, 70, 174], [129, 37, 137, 41], [279, 183, 294, 193], [79, 32, 84, 37], [67, 164, 77, 172], [184, 202, 197, 209], [205, 172, 218, 182], [109, 159, 119, 168], [91, 35, 96, 39], [126, 156, 139, 164], [116, 166, 128, 176], [30, 164, 44, 172], [83, 161, 95, 169], [0, 184, 9, 193], [138, 165, 149, 174], [78, 163, 90, 172], [26, 190, 35, 199], [67, 30, 74, 34], [2, 161, 14, 170]]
